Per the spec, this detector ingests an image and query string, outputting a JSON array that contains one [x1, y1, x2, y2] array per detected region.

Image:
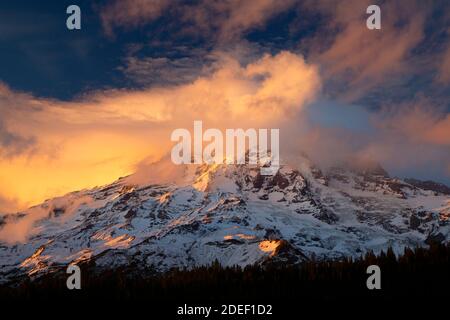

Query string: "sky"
[[0, 0, 449, 213]]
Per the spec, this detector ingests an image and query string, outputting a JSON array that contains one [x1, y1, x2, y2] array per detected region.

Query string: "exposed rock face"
[[405, 178, 450, 195], [0, 155, 449, 283]]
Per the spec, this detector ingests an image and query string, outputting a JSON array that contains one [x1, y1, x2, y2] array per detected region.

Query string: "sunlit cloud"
[[303, 0, 428, 102], [374, 101, 450, 146], [0, 51, 320, 213]]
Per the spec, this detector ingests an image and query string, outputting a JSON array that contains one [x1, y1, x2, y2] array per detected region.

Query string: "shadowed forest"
[[1, 244, 448, 304]]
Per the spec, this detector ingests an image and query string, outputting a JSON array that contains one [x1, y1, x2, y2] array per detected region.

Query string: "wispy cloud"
[[119, 55, 211, 87], [374, 99, 450, 146], [300, 0, 429, 102], [301, 97, 450, 181], [437, 44, 450, 84], [0, 120, 36, 158], [100, 0, 171, 37], [100, 0, 296, 41], [179, 0, 297, 41], [0, 84, 37, 158]]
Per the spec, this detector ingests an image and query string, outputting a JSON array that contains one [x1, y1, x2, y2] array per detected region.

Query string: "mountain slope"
[[0, 155, 449, 283]]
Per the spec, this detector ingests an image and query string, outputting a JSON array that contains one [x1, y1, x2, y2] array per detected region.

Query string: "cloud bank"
[[0, 51, 320, 213]]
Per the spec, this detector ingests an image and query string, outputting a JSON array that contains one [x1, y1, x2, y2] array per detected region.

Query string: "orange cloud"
[[350, 100, 450, 176], [304, 0, 427, 102], [374, 101, 450, 146], [0, 51, 320, 213], [423, 115, 450, 146]]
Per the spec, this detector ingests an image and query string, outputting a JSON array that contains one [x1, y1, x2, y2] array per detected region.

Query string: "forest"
[[1, 244, 448, 306]]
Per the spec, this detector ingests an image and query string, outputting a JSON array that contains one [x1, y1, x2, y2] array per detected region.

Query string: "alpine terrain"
[[1, 154, 449, 284]]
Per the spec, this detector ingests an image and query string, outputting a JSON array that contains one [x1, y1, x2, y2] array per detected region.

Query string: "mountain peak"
[[342, 156, 389, 177], [0, 153, 448, 283]]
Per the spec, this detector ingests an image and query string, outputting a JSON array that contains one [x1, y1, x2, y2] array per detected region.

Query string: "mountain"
[[404, 178, 450, 195], [0, 154, 449, 284]]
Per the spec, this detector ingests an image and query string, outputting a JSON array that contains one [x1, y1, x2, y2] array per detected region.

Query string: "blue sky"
[[1, 1, 449, 105], [0, 0, 128, 99]]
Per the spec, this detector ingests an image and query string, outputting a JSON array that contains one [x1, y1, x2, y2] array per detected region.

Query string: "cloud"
[[0, 207, 48, 243], [100, 0, 296, 41], [374, 100, 450, 146], [303, 0, 428, 102], [360, 100, 450, 180], [291, 96, 450, 184], [0, 119, 36, 158], [100, 0, 171, 37], [3, 0, 450, 243], [0, 195, 19, 214], [180, 0, 296, 41], [119, 55, 211, 87], [437, 44, 450, 84], [119, 40, 269, 88], [0, 51, 320, 213], [103, 0, 449, 105], [0, 84, 37, 157], [290, 0, 450, 175], [0, 193, 95, 244]]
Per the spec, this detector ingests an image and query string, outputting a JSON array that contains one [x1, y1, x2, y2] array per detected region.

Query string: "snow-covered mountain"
[[0, 154, 449, 283]]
